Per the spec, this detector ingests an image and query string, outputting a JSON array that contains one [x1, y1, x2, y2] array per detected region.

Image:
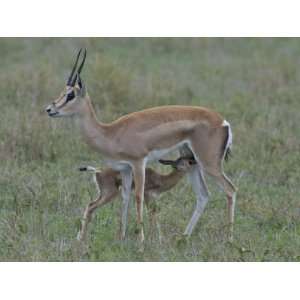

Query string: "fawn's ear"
[[158, 159, 177, 166]]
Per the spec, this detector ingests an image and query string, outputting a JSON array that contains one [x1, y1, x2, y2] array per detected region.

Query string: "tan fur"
[[46, 62, 237, 244]]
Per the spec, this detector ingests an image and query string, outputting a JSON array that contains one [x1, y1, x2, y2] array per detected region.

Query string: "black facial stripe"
[[66, 91, 75, 102], [55, 91, 75, 110]]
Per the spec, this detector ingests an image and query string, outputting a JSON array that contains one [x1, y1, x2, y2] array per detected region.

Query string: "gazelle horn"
[[67, 48, 82, 86]]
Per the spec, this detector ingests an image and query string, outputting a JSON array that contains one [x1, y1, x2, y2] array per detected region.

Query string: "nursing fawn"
[[77, 157, 196, 242]]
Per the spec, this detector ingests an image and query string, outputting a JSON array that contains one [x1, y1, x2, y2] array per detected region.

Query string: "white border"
[[0, 263, 299, 300], [1, 0, 300, 36], [1, 1, 300, 299]]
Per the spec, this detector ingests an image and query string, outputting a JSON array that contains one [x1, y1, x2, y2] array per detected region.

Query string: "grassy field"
[[0, 38, 299, 261]]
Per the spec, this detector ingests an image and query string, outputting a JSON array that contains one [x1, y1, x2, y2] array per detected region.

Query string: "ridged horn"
[[77, 48, 87, 75], [67, 48, 82, 86]]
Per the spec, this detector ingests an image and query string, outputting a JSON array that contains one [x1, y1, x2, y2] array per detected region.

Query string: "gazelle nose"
[[46, 107, 51, 113]]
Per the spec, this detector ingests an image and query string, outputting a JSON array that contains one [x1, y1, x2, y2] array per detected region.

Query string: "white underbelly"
[[103, 159, 131, 171], [146, 140, 189, 162], [103, 140, 190, 170]]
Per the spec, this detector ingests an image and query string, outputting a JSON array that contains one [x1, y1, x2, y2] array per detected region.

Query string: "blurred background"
[[0, 38, 299, 261]]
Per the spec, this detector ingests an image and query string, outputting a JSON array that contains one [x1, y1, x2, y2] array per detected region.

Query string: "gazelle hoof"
[[175, 235, 189, 248], [76, 231, 85, 242], [137, 242, 145, 253]]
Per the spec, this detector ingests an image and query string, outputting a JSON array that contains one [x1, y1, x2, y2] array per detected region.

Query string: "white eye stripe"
[[66, 86, 73, 93], [55, 92, 74, 109]]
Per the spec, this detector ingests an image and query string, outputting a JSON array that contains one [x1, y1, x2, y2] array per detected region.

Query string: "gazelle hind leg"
[[206, 168, 237, 241], [189, 125, 237, 240], [227, 191, 236, 241], [183, 164, 210, 236], [209, 172, 237, 241]]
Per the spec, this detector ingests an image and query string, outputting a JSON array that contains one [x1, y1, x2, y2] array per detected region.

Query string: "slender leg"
[[188, 128, 237, 240], [145, 199, 154, 242], [77, 192, 117, 241], [223, 174, 236, 241], [117, 199, 123, 240], [132, 160, 146, 245], [146, 199, 162, 244], [179, 145, 210, 236], [227, 192, 236, 241], [184, 164, 210, 236], [154, 209, 163, 245], [207, 172, 237, 241], [120, 167, 133, 240]]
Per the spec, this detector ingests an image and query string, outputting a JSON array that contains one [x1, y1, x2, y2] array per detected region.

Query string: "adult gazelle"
[[46, 49, 237, 245]]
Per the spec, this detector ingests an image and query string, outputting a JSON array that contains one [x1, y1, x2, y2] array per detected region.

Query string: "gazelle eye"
[[66, 91, 75, 101], [189, 159, 196, 165]]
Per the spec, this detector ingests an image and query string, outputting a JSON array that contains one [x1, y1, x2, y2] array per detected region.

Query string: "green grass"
[[0, 38, 299, 261]]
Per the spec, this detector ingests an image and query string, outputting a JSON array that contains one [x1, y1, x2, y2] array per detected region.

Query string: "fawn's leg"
[[147, 198, 163, 244], [77, 191, 118, 241]]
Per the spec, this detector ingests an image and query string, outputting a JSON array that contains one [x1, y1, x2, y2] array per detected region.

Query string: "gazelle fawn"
[[46, 48, 237, 245], [77, 157, 196, 243]]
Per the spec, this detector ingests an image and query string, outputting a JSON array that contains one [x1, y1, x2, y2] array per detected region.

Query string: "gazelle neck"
[[78, 94, 100, 123], [76, 95, 112, 156]]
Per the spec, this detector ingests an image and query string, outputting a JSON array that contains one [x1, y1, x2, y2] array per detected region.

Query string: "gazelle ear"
[[78, 73, 86, 97]]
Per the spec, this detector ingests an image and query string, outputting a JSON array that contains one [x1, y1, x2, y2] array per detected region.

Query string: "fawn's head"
[[46, 48, 88, 118], [159, 156, 196, 171]]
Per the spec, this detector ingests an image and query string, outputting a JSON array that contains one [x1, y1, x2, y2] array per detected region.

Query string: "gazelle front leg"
[[132, 160, 146, 246], [120, 167, 133, 240], [184, 164, 210, 236]]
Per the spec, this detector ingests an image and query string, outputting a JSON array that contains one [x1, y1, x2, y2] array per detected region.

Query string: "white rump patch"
[[222, 119, 233, 153]]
